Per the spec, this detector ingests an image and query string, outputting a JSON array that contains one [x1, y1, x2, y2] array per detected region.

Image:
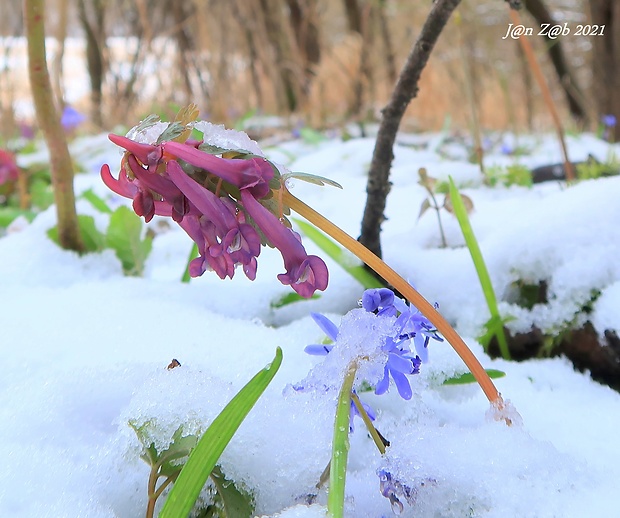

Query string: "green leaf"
[[210, 465, 254, 518], [0, 207, 36, 228], [299, 127, 326, 145], [47, 214, 105, 253], [293, 218, 383, 289], [29, 178, 54, 209], [270, 291, 320, 309], [281, 172, 342, 189], [81, 188, 113, 214], [328, 361, 358, 518], [156, 122, 188, 144], [448, 177, 511, 360], [159, 348, 283, 518], [77, 215, 106, 252], [106, 206, 153, 276], [443, 369, 506, 385], [132, 114, 161, 134]]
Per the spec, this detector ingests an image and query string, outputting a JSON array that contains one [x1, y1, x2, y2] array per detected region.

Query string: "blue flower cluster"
[[305, 288, 443, 401]]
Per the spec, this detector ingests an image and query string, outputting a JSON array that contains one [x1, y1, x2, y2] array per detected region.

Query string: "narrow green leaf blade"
[[293, 218, 383, 289], [328, 362, 357, 518], [159, 348, 283, 518], [448, 177, 511, 360], [443, 369, 506, 385], [270, 291, 320, 309], [181, 242, 199, 283]]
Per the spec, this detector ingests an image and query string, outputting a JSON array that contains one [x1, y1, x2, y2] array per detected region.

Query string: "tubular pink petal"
[[108, 134, 162, 166], [163, 141, 273, 198], [241, 190, 328, 297]]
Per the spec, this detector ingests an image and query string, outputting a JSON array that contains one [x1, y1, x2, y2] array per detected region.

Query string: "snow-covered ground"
[[1, 125, 619, 517]]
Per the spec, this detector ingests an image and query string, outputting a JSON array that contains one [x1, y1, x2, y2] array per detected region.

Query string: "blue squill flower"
[[375, 337, 421, 400], [305, 288, 441, 401], [361, 288, 397, 316], [61, 106, 86, 131], [602, 114, 617, 128]]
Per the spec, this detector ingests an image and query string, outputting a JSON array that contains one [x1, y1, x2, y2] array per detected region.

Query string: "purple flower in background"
[[602, 114, 617, 128], [19, 123, 35, 140], [377, 469, 415, 514], [101, 118, 329, 297], [61, 106, 86, 131], [500, 141, 514, 155]]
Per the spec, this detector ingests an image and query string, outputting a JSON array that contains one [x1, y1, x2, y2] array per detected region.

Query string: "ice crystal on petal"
[[126, 120, 169, 145], [194, 120, 265, 156]]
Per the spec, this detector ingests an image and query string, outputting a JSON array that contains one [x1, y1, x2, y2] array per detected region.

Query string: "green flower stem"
[[283, 190, 504, 410], [350, 392, 386, 455], [328, 360, 358, 518], [24, 0, 84, 252], [448, 178, 511, 360]]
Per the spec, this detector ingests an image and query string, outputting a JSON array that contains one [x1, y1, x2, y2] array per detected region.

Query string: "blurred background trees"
[[0, 0, 616, 140]]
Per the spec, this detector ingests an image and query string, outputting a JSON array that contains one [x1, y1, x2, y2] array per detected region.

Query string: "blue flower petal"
[[310, 312, 339, 342], [304, 344, 333, 356], [375, 365, 391, 396], [390, 369, 413, 400], [387, 352, 416, 374]]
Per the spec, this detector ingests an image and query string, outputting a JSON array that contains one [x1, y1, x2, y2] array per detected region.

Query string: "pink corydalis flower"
[[101, 115, 330, 297], [0, 149, 19, 185]]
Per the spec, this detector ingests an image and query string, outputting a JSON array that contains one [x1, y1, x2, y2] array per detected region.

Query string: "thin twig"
[[508, 8, 575, 181]]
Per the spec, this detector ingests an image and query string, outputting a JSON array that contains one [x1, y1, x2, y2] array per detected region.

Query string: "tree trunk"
[[258, 0, 302, 112], [359, 0, 462, 259], [25, 0, 84, 252], [77, 0, 106, 127], [589, 0, 620, 140]]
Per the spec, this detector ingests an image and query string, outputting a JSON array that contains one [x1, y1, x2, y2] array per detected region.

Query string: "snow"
[[1, 127, 620, 517]]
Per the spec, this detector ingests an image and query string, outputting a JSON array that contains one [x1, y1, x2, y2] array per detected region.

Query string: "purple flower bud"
[[362, 288, 397, 316]]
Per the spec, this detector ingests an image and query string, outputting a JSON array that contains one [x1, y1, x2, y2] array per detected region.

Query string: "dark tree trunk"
[[523, 0, 588, 124], [589, 0, 620, 141], [286, 0, 321, 68], [359, 0, 462, 259], [343, 0, 363, 34], [258, 0, 301, 112], [170, 0, 194, 104], [77, 0, 106, 127]]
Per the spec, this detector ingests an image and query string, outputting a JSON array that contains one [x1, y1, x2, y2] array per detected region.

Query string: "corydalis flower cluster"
[[101, 115, 328, 297], [306, 288, 443, 401]]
